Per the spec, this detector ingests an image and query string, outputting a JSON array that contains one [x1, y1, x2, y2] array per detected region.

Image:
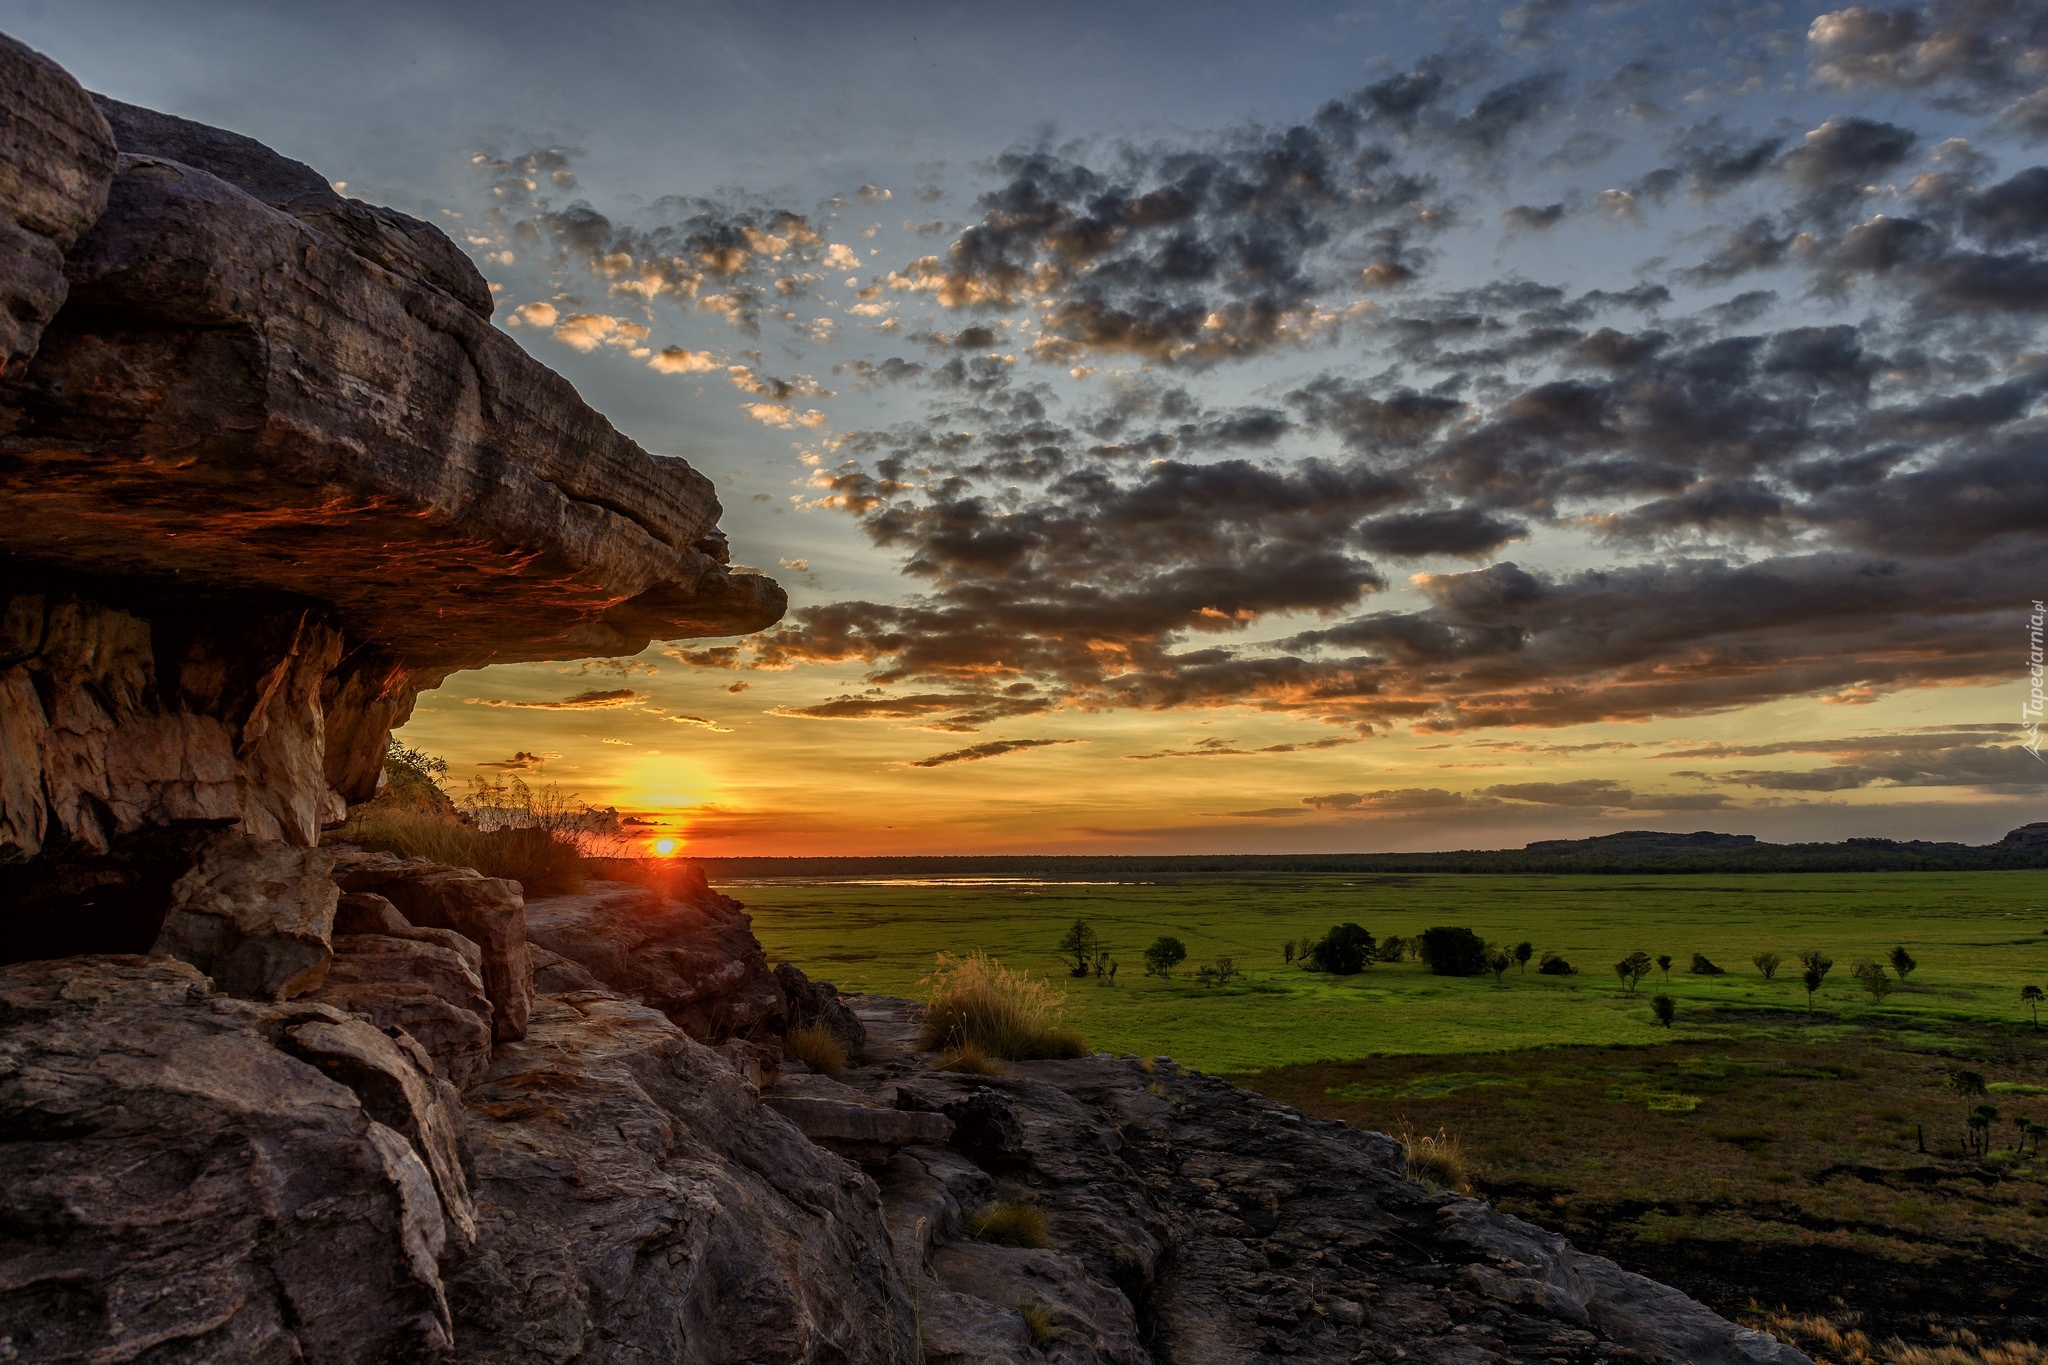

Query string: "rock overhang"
[[0, 53, 783, 679]]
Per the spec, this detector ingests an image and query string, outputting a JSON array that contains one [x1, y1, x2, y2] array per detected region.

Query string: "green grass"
[[734, 871, 2048, 1073]]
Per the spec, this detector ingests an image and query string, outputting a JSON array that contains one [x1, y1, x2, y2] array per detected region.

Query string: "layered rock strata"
[[0, 32, 782, 966]]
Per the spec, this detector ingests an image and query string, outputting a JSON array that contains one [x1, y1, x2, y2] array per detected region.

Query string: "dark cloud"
[[1808, 2, 2048, 109], [1123, 736, 1358, 761], [1672, 731, 2048, 791], [467, 688, 640, 709], [1502, 202, 1567, 233], [908, 738, 1082, 767]]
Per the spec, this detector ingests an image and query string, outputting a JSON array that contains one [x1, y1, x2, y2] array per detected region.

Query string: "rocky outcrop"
[[330, 848, 533, 1042], [150, 832, 338, 1000], [523, 879, 785, 1039], [0, 32, 782, 967], [0, 34, 115, 373], [0, 956, 473, 1362], [778, 997, 1811, 1365], [450, 988, 919, 1362]]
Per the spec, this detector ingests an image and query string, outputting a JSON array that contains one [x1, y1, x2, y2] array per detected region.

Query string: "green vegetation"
[[1142, 935, 1187, 978], [1017, 1301, 1057, 1348], [737, 870, 2048, 1074]]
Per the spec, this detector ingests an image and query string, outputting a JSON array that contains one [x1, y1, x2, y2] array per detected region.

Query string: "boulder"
[[449, 988, 918, 1362], [309, 932, 495, 1088], [775, 958, 868, 1055], [150, 831, 338, 1000], [523, 879, 782, 1039], [331, 848, 532, 1042], [0, 955, 471, 1363], [0, 34, 115, 372]]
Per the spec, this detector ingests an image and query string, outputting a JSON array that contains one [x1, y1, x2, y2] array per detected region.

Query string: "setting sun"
[[653, 838, 677, 856]]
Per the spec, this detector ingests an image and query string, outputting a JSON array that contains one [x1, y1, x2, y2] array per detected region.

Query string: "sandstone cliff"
[[0, 32, 1808, 1365]]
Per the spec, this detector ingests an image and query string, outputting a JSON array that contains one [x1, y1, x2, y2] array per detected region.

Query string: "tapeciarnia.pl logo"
[[2028, 599, 2046, 762]]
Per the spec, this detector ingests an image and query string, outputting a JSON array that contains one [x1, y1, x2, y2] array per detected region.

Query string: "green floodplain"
[[739, 869, 2048, 1346], [735, 870, 2048, 1073]]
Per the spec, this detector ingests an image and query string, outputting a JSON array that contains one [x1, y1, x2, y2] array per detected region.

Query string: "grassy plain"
[[735, 871, 2048, 1073], [739, 869, 2048, 1351]]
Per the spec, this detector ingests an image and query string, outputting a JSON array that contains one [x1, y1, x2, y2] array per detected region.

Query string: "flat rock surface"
[[831, 995, 1811, 1365]]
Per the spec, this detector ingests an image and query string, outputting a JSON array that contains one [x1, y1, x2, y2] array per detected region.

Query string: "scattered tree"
[[1652, 994, 1676, 1029], [1485, 946, 1514, 985], [1852, 960, 1894, 1003], [1656, 954, 1673, 980], [1968, 1104, 2000, 1158], [1798, 949, 1834, 983], [1419, 927, 1489, 977], [1690, 953, 1726, 976], [2024, 984, 2044, 1030], [1515, 941, 1534, 975], [1282, 939, 1298, 966], [1142, 936, 1187, 979], [1376, 935, 1408, 963], [1092, 951, 1111, 981], [2027, 1120, 2048, 1157], [1056, 920, 1101, 978], [1538, 952, 1577, 976], [1888, 945, 1918, 980], [1801, 967, 1824, 1012], [1949, 1069, 1988, 1126], [1614, 951, 1653, 994], [1752, 952, 1782, 981], [1214, 956, 1239, 985], [1309, 923, 1376, 975], [1194, 963, 1218, 988]]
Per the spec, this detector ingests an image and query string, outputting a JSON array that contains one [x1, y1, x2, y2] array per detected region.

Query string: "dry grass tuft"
[[783, 1024, 848, 1077], [920, 950, 1086, 1060], [332, 808, 587, 895], [1018, 1301, 1058, 1347], [967, 1200, 1050, 1248], [934, 1041, 1007, 1076], [1399, 1125, 1470, 1192], [1752, 1310, 2048, 1365]]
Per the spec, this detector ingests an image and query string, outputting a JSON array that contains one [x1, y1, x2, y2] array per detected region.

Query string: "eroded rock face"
[[0, 956, 472, 1363], [451, 988, 920, 1363], [151, 831, 338, 1000], [523, 879, 784, 1039], [0, 34, 115, 372], [797, 997, 1812, 1365], [309, 931, 496, 1088], [331, 848, 533, 1043]]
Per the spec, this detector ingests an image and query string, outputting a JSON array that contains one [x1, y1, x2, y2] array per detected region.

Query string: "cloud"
[[908, 737, 1083, 767], [1667, 730, 2048, 791], [649, 345, 722, 373], [1123, 736, 1359, 760], [475, 750, 551, 770], [550, 313, 650, 352], [467, 688, 641, 709]]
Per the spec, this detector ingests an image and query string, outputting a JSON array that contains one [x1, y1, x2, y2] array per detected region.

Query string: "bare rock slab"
[[449, 988, 918, 1363], [0, 955, 472, 1363]]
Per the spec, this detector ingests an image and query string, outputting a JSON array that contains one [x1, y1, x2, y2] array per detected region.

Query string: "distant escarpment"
[[0, 32, 1807, 1365]]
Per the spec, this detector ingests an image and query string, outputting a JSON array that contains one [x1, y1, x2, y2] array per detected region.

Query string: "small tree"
[[1538, 952, 1576, 975], [1614, 951, 1653, 994], [1282, 939, 1297, 966], [1419, 927, 1488, 977], [1092, 951, 1111, 981], [1656, 954, 1673, 980], [1057, 920, 1101, 978], [1194, 963, 1218, 988], [1801, 966, 1824, 1012], [1485, 946, 1514, 985], [1888, 945, 1917, 980], [1143, 936, 1187, 979], [1949, 1069, 1988, 1125], [1852, 960, 1894, 1003], [1690, 953, 1726, 976], [2023, 984, 2044, 1030], [1969, 1104, 2000, 1158], [1798, 949, 1834, 983], [1514, 941, 1534, 975], [1310, 923, 1375, 975], [1753, 952, 1782, 981], [1651, 994, 1676, 1029], [1214, 956, 1239, 985], [1377, 935, 1408, 963]]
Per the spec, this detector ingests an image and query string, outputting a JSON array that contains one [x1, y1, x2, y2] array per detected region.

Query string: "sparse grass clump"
[[329, 807, 590, 895], [921, 950, 1086, 1059], [1751, 1308, 2048, 1365], [967, 1200, 1050, 1248], [1018, 1301, 1058, 1347], [782, 1024, 848, 1076], [1399, 1125, 1469, 1191], [934, 1041, 1007, 1076]]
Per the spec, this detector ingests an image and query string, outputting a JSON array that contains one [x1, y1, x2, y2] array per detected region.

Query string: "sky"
[[9, 0, 2048, 854]]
